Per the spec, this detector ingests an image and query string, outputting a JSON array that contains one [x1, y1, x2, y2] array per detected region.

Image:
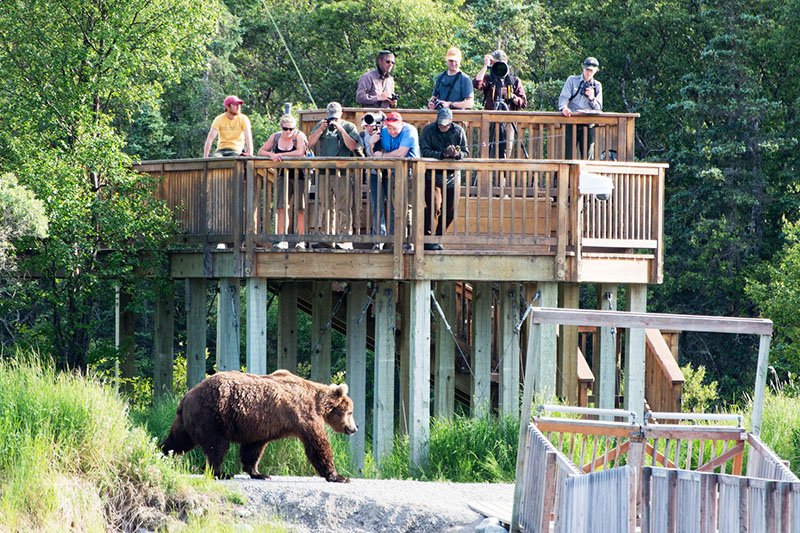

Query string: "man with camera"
[[427, 47, 474, 111], [558, 57, 603, 159], [356, 50, 398, 109], [203, 95, 254, 158], [473, 50, 527, 159], [419, 107, 469, 251], [308, 102, 363, 249]]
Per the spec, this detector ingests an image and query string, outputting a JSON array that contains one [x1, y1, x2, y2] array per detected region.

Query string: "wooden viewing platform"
[[131, 110, 673, 473]]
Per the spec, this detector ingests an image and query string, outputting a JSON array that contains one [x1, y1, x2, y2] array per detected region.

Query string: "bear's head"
[[323, 383, 358, 435]]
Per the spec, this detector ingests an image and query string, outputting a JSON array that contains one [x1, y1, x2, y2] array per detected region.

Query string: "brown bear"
[[161, 370, 357, 482]]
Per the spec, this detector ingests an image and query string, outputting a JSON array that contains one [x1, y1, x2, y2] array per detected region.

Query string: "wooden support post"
[[434, 281, 456, 419], [527, 282, 558, 400], [311, 281, 332, 383], [185, 278, 207, 388], [625, 284, 647, 420], [558, 283, 579, 404], [373, 281, 396, 466], [598, 284, 617, 412], [750, 334, 772, 436], [399, 283, 411, 434], [216, 278, 241, 371], [116, 285, 135, 387], [153, 283, 175, 398], [498, 282, 520, 418], [245, 278, 268, 375], [277, 282, 298, 372], [346, 282, 368, 473], [408, 280, 431, 473], [471, 281, 492, 418]]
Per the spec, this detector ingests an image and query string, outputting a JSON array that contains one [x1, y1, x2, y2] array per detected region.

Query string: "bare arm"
[[307, 121, 326, 147], [257, 134, 277, 156], [203, 128, 218, 158]]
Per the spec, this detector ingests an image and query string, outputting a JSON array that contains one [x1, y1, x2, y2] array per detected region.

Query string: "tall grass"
[[0, 356, 267, 531]]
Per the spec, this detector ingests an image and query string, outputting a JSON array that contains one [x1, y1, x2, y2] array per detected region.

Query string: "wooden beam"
[[398, 284, 410, 435], [154, 283, 175, 398], [408, 280, 431, 473], [115, 285, 136, 387], [750, 334, 772, 436], [528, 282, 558, 400], [311, 281, 332, 383], [530, 308, 773, 336], [625, 284, 647, 420], [471, 281, 492, 417], [216, 278, 240, 371], [597, 284, 617, 413], [346, 282, 368, 473], [245, 278, 268, 375], [498, 282, 520, 418], [558, 283, 579, 403], [185, 278, 207, 388], [434, 281, 456, 418], [373, 281, 396, 466], [277, 282, 298, 372]]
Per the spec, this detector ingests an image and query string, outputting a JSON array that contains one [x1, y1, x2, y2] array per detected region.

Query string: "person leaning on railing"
[[203, 95, 254, 158], [419, 107, 468, 251], [258, 114, 309, 250], [558, 57, 603, 159]]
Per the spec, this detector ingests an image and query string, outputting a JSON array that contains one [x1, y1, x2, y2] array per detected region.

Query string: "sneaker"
[[424, 243, 443, 251], [273, 241, 288, 250], [372, 243, 384, 251], [295, 242, 307, 250], [334, 242, 353, 250], [403, 243, 414, 252]]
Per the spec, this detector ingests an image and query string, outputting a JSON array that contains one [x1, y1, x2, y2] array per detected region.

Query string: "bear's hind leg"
[[240, 440, 270, 480], [200, 437, 231, 479]]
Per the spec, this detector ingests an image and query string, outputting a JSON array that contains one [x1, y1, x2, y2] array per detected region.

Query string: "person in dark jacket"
[[419, 107, 469, 250]]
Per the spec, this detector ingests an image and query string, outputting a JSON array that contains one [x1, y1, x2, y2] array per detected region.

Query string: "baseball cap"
[[437, 107, 453, 126], [491, 50, 508, 62], [385, 111, 402, 123], [223, 95, 244, 107], [583, 57, 600, 70], [445, 47, 462, 62], [326, 101, 343, 119]]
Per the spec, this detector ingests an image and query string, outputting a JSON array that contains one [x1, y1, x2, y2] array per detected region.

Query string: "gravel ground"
[[220, 475, 514, 532]]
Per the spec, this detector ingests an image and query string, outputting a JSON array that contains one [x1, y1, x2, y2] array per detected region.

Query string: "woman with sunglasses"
[[259, 115, 309, 249]]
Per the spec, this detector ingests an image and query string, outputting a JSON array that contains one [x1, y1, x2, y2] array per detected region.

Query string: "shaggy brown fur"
[[161, 370, 357, 482]]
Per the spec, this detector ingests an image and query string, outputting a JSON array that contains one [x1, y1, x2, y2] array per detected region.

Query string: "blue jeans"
[[370, 171, 394, 235]]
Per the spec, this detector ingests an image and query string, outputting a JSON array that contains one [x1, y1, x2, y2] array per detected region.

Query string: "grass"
[[0, 356, 286, 531]]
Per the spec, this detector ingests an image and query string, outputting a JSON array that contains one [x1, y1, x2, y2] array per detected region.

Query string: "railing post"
[[411, 160, 425, 275], [244, 160, 255, 277], [556, 164, 569, 281], [233, 160, 243, 277]]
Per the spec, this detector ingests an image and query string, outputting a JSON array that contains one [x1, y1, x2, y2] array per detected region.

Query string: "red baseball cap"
[[223, 95, 244, 107], [385, 112, 402, 122]]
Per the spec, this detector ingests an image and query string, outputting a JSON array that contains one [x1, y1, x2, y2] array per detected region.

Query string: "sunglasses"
[[282, 126, 294, 131], [383, 59, 395, 64]]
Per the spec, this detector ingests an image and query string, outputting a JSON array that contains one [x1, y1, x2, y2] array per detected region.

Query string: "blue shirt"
[[432, 71, 474, 104], [380, 124, 420, 158]]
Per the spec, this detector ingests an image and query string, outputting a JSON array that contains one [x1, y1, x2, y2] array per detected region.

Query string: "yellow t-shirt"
[[211, 113, 251, 152]]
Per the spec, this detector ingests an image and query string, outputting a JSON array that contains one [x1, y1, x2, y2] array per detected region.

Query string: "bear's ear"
[[331, 383, 349, 397]]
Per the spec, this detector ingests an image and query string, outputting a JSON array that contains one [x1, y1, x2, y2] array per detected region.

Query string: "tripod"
[[491, 78, 528, 159]]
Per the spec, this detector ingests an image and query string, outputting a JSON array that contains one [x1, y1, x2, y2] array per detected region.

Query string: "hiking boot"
[[273, 241, 288, 250]]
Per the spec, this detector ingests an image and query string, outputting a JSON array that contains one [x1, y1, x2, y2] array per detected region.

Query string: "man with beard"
[[203, 95, 254, 157]]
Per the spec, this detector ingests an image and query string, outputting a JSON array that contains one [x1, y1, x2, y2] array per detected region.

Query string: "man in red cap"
[[203, 95, 254, 157]]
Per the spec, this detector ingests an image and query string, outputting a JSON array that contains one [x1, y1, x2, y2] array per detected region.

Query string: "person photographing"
[[558, 56, 603, 159]]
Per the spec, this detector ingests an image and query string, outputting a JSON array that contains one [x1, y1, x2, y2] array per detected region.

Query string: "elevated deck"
[[136, 156, 666, 284]]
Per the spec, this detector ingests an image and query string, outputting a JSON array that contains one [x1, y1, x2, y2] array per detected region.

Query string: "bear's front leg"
[[301, 428, 350, 483]]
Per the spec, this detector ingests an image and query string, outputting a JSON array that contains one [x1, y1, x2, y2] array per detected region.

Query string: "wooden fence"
[[299, 109, 639, 162]]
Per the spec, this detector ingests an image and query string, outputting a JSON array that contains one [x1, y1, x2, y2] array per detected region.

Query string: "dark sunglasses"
[[282, 126, 294, 131], [383, 59, 395, 64]]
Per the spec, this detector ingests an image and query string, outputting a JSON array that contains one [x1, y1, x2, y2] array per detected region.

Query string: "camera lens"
[[327, 123, 336, 132]]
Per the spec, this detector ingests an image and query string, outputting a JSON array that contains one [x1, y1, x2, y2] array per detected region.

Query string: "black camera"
[[429, 97, 446, 110], [491, 61, 509, 79], [364, 112, 385, 128], [580, 80, 596, 96], [390, 93, 399, 101], [326, 117, 338, 131]]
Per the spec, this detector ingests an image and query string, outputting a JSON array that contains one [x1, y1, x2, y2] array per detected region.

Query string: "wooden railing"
[[645, 329, 684, 413], [299, 109, 639, 161], [135, 157, 665, 282]]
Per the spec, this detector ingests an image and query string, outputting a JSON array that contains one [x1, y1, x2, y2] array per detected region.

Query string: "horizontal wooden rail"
[[530, 308, 773, 336]]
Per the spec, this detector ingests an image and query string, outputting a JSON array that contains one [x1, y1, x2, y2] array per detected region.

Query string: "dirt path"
[[221, 475, 514, 532]]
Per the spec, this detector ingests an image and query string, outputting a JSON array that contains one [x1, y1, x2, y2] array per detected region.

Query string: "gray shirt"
[[558, 74, 602, 113], [356, 68, 395, 108]]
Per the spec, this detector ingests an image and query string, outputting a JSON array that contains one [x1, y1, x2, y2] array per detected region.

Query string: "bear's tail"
[[161, 410, 196, 455]]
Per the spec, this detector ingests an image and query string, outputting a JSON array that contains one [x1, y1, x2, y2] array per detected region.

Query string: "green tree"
[[0, 0, 219, 371], [0, 173, 48, 272]]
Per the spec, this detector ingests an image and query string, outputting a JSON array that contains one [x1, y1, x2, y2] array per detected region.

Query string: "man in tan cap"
[[427, 47, 474, 110], [558, 56, 603, 159], [203, 95, 254, 157]]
